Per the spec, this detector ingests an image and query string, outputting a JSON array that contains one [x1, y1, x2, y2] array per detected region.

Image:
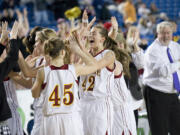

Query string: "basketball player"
[[79, 25, 116, 135], [31, 35, 106, 135], [104, 33, 137, 135], [18, 28, 57, 78], [113, 66, 137, 135], [30, 29, 57, 135], [17, 28, 57, 135]]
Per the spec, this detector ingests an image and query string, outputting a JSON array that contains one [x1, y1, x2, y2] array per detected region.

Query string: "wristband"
[[82, 19, 88, 23]]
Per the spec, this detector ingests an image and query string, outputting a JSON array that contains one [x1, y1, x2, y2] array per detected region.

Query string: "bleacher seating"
[[17, 0, 180, 44], [141, 0, 180, 21]]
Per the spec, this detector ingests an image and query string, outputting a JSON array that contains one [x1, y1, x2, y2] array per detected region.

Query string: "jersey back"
[[43, 64, 80, 115]]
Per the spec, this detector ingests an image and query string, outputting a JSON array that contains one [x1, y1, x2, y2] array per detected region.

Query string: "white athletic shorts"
[[40, 112, 84, 135], [112, 104, 137, 135], [81, 98, 113, 135]]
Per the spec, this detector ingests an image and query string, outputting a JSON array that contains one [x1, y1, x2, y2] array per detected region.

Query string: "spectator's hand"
[[17, 8, 29, 38], [23, 8, 28, 17], [16, 9, 25, 25], [10, 21, 19, 40], [111, 16, 118, 30], [134, 30, 140, 45], [0, 22, 9, 46], [108, 16, 118, 39], [133, 31, 141, 52], [16, 9, 23, 24]]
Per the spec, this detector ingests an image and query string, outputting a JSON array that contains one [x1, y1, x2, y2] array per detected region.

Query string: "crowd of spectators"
[[0, 0, 180, 45], [0, 0, 180, 135]]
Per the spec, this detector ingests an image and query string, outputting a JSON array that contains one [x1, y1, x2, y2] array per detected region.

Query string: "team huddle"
[[1, 10, 142, 135]]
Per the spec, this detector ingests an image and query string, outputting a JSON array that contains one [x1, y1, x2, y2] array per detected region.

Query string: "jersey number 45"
[[49, 84, 74, 107]]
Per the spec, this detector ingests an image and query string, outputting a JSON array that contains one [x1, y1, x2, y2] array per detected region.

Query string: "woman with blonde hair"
[[18, 28, 57, 78], [30, 28, 58, 135], [79, 25, 124, 135], [32, 35, 110, 135], [17, 28, 58, 135]]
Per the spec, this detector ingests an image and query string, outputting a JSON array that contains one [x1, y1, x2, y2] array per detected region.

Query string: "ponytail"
[[95, 25, 131, 78]]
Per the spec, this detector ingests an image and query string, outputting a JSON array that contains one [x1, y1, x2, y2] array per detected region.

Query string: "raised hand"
[[68, 33, 81, 54], [133, 30, 140, 45], [69, 34, 78, 48], [16, 9, 23, 23], [132, 30, 141, 52], [82, 9, 88, 27], [25, 55, 39, 68], [80, 10, 96, 33], [74, 31, 87, 52], [0, 22, 9, 46], [23, 8, 28, 17], [79, 10, 96, 50], [87, 17, 96, 31], [111, 16, 118, 30], [10, 21, 19, 39], [18, 8, 29, 38], [82, 9, 96, 30], [108, 16, 118, 39], [16, 9, 21, 16], [2, 22, 8, 31]]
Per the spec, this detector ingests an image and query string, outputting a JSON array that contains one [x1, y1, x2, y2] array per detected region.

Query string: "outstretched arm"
[[31, 68, 44, 98], [68, 34, 115, 76], [0, 22, 9, 49], [68, 33, 96, 65], [23, 8, 29, 35], [0, 21, 20, 82], [9, 72, 33, 89], [75, 50, 115, 76], [16, 8, 29, 38], [18, 51, 40, 78]]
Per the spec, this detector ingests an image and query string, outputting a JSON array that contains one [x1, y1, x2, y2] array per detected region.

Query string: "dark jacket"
[[0, 39, 20, 121], [124, 62, 143, 100]]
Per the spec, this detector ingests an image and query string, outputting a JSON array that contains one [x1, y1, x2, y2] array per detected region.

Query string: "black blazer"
[[124, 62, 143, 100]]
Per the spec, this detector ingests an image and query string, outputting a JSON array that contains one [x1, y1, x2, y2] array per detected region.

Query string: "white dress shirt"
[[143, 39, 180, 93]]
